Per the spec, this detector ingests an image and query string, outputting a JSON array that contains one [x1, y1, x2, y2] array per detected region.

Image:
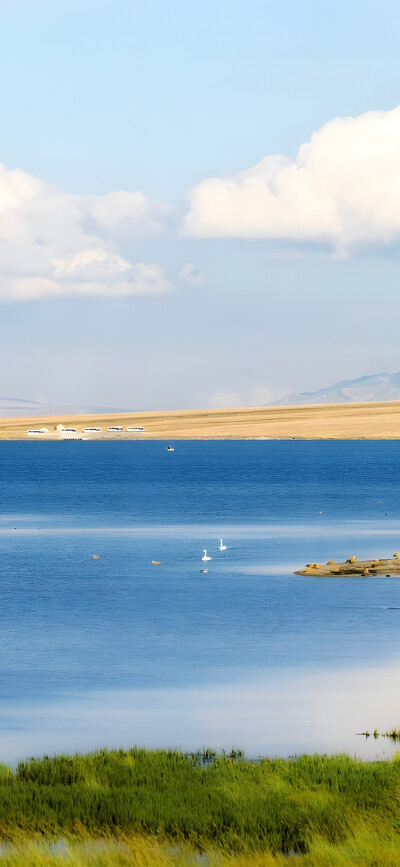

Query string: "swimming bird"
[[218, 538, 227, 551], [152, 560, 162, 565], [202, 549, 212, 561], [93, 554, 101, 560], [200, 568, 208, 573]]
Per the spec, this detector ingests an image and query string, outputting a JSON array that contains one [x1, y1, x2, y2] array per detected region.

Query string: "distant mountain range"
[[0, 398, 131, 417], [0, 397, 51, 417], [3, 373, 400, 417], [272, 372, 400, 406]]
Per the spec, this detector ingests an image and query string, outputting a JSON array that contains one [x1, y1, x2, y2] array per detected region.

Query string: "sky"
[[1, 0, 400, 410]]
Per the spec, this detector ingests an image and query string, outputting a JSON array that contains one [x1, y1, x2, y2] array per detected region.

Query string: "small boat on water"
[[166, 444, 174, 451]]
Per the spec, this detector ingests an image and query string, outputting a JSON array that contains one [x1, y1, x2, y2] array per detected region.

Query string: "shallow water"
[[1, 440, 400, 762]]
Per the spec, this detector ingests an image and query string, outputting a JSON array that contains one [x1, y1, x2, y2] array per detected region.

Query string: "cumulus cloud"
[[178, 262, 204, 285], [0, 162, 172, 301], [185, 105, 400, 252], [209, 384, 279, 409], [209, 390, 243, 409]]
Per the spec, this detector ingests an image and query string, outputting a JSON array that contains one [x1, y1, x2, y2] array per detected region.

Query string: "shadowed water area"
[[1, 440, 400, 762]]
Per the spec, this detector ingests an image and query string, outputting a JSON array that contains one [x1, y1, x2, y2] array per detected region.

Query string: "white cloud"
[[178, 262, 204, 284], [209, 385, 280, 410], [0, 162, 172, 301], [185, 105, 400, 252], [249, 385, 279, 406], [84, 190, 170, 237], [209, 390, 243, 409]]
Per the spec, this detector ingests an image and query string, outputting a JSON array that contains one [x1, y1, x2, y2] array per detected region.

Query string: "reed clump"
[[386, 728, 400, 740], [0, 749, 399, 863]]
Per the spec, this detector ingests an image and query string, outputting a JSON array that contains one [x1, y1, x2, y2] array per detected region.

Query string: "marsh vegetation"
[[0, 748, 400, 864]]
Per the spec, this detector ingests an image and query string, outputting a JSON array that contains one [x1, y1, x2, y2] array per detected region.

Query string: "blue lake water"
[[1, 439, 400, 762]]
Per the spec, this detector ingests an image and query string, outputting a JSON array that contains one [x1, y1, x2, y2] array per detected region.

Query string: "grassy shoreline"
[[1, 747, 400, 864]]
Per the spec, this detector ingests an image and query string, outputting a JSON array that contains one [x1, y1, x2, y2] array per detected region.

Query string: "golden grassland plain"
[[2, 400, 400, 440]]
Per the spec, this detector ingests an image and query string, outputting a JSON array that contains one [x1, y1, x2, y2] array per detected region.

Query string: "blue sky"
[[1, 0, 400, 409]]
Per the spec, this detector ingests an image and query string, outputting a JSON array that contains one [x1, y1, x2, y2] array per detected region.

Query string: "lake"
[[1, 439, 400, 762]]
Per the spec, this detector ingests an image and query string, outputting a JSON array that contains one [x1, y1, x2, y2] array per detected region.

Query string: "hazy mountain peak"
[[272, 372, 400, 406], [0, 398, 131, 417]]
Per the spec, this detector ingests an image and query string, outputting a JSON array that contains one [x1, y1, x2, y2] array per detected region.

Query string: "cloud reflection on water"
[[1, 664, 399, 765], [1, 518, 400, 539]]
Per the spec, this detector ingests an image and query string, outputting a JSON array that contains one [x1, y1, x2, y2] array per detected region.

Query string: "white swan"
[[218, 539, 227, 551], [202, 549, 212, 561]]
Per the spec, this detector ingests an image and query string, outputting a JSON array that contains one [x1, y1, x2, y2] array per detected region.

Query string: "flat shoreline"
[[2, 399, 400, 440]]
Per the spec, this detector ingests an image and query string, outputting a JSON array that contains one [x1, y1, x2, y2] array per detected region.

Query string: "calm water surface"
[[1, 439, 400, 761]]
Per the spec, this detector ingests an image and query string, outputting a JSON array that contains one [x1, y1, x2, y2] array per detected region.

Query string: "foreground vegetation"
[[1, 748, 400, 864]]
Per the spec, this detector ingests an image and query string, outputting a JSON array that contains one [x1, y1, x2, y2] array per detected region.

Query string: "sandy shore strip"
[[2, 400, 400, 440]]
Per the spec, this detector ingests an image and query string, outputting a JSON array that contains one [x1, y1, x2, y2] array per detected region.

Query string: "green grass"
[[1, 748, 400, 863]]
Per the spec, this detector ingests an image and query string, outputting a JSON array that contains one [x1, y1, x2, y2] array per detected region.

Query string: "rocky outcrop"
[[295, 554, 400, 576]]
